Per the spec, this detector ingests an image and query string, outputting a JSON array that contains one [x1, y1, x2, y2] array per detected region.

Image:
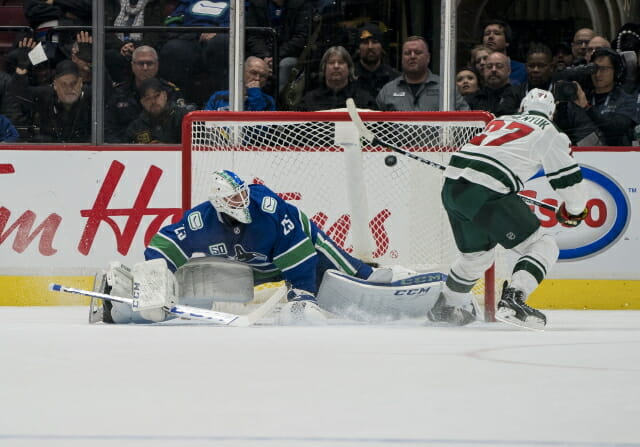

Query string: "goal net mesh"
[[184, 110, 503, 319]]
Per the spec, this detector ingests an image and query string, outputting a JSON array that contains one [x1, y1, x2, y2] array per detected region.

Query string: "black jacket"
[[354, 62, 400, 99], [126, 105, 188, 144], [464, 84, 521, 116], [105, 77, 185, 143], [246, 0, 313, 60], [296, 81, 377, 111], [6, 72, 91, 143]]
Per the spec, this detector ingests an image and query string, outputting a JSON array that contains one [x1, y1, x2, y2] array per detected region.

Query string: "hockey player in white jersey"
[[429, 88, 589, 330]]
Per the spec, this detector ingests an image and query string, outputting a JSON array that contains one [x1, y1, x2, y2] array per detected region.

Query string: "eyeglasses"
[[572, 40, 590, 46], [133, 60, 157, 67], [594, 65, 614, 73]]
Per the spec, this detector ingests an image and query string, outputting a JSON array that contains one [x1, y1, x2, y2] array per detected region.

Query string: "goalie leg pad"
[[175, 257, 255, 306], [317, 269, 444, 322]]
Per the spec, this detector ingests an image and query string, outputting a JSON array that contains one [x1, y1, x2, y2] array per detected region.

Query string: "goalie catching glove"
[[556, 202, 588, 227]]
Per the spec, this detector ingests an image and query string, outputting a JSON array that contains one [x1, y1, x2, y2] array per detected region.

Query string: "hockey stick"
[[49, 283, 286, 327], [345, 98, 557, 212]]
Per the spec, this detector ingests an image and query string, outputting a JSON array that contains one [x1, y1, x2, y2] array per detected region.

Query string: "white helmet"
[[520, 88, 556, 118], [209, 170, 252, 224]]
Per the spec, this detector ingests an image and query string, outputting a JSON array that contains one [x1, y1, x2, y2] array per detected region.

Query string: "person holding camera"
[[567, 48, 638, 146], [518, 45, 601, 146]]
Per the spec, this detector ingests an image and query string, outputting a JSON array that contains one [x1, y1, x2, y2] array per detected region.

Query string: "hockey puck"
[[385, 155, 397, 166]]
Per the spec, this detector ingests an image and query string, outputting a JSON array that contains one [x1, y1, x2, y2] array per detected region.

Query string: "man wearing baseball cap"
[[354, 22, 400, 98], [6, 39, 91, 142]]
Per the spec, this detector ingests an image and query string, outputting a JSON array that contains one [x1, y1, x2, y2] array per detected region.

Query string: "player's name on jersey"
[[519, 114, 551, 128]]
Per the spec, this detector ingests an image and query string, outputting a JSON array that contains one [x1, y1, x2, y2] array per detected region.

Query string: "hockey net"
[[182, 110, 504, 321]]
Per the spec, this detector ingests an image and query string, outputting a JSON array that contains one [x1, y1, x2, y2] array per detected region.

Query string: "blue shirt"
[[203, 87, 276, 111], [0, 115, 18, 142]]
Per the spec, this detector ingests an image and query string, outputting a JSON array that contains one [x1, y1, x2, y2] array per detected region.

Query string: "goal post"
[[181, 110, 502, 321]]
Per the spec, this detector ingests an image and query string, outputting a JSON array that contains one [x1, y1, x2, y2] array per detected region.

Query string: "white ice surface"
[[1, 307, 640, 447]]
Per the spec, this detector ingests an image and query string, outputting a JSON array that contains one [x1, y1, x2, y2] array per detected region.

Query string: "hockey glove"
[[556, 202, 588, 227], [286, 288, 316, 302]]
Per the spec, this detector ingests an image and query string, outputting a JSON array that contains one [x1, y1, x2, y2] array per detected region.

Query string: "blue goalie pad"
[[316, 269, 445, 322]]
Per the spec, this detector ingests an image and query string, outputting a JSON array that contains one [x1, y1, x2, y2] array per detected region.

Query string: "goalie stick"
[[49, 283, 286, 327], [345, 98, 558, 212]]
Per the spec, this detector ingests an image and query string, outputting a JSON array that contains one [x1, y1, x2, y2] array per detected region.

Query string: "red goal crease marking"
[[0, 164, 15, 174]]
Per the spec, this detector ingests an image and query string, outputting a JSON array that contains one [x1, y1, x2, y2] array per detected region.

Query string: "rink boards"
[[0, 144, 639, 309]]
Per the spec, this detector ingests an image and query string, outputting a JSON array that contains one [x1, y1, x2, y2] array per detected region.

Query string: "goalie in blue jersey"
[[96, 170, 445, 324], [144, 170, 383, 301]]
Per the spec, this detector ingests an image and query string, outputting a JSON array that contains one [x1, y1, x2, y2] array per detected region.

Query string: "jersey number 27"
[[469, 120, 534, 146]]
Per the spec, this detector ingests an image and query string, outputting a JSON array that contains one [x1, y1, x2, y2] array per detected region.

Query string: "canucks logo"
[[234, 245, 267, 263]]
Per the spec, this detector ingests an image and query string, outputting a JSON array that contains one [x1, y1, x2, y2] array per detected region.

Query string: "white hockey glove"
[[286, 288, 316, 302], [132, 259, 179, 322]]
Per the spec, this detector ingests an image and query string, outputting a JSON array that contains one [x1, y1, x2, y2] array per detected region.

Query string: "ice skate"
[[495, 281, 547, 331], [426, 292, 476, 326]]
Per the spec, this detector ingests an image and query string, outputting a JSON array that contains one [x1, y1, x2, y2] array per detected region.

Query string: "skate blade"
[[495, 309, 545, 332]]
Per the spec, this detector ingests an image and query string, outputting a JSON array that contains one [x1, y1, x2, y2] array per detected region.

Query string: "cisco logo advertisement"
[[526, 165, 630, 261]]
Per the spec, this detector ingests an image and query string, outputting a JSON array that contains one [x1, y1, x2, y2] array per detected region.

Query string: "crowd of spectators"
[[0, 1, 639, 147]]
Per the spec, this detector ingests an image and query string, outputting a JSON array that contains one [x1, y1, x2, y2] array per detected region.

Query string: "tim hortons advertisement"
[[0, 149, 182, 273], [0, 148, 638, 280]]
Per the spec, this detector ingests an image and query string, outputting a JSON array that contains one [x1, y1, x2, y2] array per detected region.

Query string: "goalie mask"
[[520, 88, 556, 118], [209, 170, 252, 224]]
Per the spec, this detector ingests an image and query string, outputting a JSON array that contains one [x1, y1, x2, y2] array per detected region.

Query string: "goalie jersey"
[[144, 184, 373, 293], [444, 111, 587, 213]]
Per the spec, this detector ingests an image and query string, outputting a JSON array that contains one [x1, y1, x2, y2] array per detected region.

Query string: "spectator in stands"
[[516, 44, 554, 93], [296, 45, 376, 111], [105, 0, 170, 83], [516, 45, 601, 146], [105, 45, 187, 143], [552, 42, 574, 72], [571, 47, 638, 146], [7, 51, 91, 143], [0, 114, 19, 143], [23, 0, 92, 64], [204, 56, 275, 111], [0, 69, 11, 114], [159, 0, 231, 99], [455, 68, 479, 97], [377, 36, 468, 111], [481, 19, 526, 85], [585, 36, 611, 63], [570, 28, 596, 65], [353, 22, 400, 99], [126, 77, 189, 144], [468, 44, 493, 81], [246, 0, 313, 94], [612, 22, 640, 96], [463, 51, 519, 115]]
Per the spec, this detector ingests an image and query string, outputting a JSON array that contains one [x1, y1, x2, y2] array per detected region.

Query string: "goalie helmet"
[[209, 170, 252, 224], [520, 88, 556, 118]]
